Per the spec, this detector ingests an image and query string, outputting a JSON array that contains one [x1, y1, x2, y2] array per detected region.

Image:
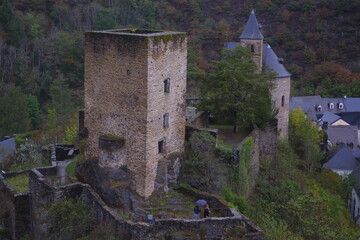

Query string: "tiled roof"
[[327, 125, 358, 148], [320, 112, 341, 125], [324, 147, 360, 171], [344, 98, 360, 112], [340, 112, 360, 127], [263, 44, 291, 78], [239, 10, 264, 40], [290, 96, 346, 121]]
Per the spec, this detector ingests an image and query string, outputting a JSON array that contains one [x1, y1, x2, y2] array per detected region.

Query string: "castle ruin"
[[84, 29, 187, 198]]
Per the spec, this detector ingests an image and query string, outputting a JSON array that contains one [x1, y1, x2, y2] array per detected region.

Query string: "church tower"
[[237, 10, 291, 139], [239, 10, 264, 71]]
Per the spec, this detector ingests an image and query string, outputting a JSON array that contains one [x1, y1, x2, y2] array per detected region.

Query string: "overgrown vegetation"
[[220, 111, 360, 239], [48, 198, 93, 240], [6, 173, 28, 194]]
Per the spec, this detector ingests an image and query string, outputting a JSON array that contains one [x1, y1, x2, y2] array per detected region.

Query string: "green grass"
[[6, 173, 29, 194], [66, 161, 77, 181]]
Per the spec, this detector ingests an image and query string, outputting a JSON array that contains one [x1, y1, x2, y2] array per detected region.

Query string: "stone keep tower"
[[239, 11, 291, 139], [84, 29, 187, 198]]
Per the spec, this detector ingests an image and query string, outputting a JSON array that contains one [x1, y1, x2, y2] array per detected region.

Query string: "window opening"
[[164, 78, 170, 93], [281, 96, 285, 107], [158, 140, 165, 154], [163, 113, 169, 128]]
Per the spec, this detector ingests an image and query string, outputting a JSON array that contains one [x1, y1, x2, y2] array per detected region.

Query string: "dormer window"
[[315, 104, 322, 112], [328, 102, 334, 109], [164, 78, 170, 93], [338, 102, 344, 110]]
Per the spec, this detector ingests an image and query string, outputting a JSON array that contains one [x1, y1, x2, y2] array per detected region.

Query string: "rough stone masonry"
[[84, 29, 187, 198]]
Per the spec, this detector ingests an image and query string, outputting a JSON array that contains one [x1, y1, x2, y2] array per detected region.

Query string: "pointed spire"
[[240, 10, 264, 40]]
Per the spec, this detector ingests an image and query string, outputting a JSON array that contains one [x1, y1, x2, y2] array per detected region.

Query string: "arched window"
[[281, 96, 285, 107]]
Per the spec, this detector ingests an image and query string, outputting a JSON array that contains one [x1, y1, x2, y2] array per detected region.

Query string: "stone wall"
[[84, 29, 187, 198], [240, 39, 263, 71], [271, 76, 290, 139], [0, 171, 31, 240], [29, 166, 265, 240]]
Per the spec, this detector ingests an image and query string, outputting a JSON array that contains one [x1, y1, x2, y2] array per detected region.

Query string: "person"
[[194, 205, 200, 219], [204, 204, 210, 218]]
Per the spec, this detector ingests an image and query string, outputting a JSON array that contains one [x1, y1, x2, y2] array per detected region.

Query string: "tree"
[[48, 78, 75, 123], [26, 94, 41, 129], [289, 107, 323, 174], [197, 45, 276, 132], [0, 87, 31, 136]]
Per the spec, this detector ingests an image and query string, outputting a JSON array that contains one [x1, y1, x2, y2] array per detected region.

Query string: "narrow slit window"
[[163, 113, 169, 128], [251, 45, 255, 53], [281, 96, 285, 107], [164, 78, 170, 93], [158, 140, 165, 154]]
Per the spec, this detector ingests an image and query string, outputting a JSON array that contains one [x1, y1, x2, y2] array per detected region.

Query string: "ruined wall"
[[84, 30, 187, 198], [0, 172, 31, 240], [271, 76, 290, 139], [29, 166, 265, 240], [240, 39, 263, 71], [145, 35, 187, 197]]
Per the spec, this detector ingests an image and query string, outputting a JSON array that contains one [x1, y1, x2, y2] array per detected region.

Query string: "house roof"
[[340, 112, 360, 127], [320, 112, 341, 125], [262, 44, 291, 78], [324, 147, 360, 171], [327, 125, 358, 148], [290, 96, 347, 121], [239, 10, 264, 40], [0, 138, 16, 162], [344, 98, 360, 112]]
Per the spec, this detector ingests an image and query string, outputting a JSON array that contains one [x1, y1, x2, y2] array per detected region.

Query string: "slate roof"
[[324, 147, 360, 171], [0, 138, 16, 162], [344, 98, 360, 112], [263, 44, 291, 78], [340, 112, 360, 127], [320, 112, 341, 125], [290, 96, 347, 121], [327, 125, 358, 148], [240, 10, 264, 40]]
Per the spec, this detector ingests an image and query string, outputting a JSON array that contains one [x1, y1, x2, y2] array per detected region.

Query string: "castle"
[[226, 10, 291, 139], [84, 29, 187, 198]]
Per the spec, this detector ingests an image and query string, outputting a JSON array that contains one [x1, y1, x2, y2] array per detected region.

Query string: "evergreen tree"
[[26, 94, 41, 129], [0, 87, 31, 136]]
